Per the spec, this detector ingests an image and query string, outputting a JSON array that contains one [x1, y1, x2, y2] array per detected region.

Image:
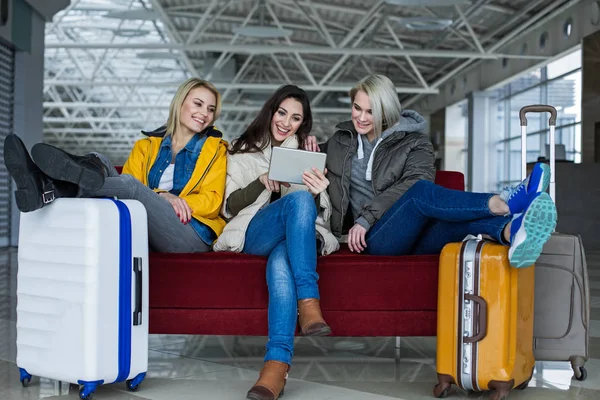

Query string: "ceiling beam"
[[43, 81, 440, 94], [44, 42, 548, 60]]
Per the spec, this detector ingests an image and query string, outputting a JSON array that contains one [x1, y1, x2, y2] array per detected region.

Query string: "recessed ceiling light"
[[232, 26, 292, 38], [145, 66, 177, 73], [337, 96, 351, 104], [113, 29, 150, 37], [137, 52, 180, 60], [104, 9, 158, 20], [385, 0, 470, 5], [396, 17, 454, 31]]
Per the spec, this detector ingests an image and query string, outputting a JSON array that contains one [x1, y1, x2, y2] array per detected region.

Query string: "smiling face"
[[178, 86, 217, 136], [270, 97, 304, 145], [351, 90, 374, 138]]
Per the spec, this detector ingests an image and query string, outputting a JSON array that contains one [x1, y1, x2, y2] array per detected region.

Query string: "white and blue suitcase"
[[15, 198, 149, 400]]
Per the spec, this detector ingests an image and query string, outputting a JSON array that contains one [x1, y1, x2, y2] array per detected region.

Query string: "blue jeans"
[[243, 191, 319, 365], [366, 180, 511, 256]]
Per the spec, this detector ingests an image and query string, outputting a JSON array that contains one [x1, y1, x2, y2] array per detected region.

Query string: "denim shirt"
[[148, 134, 216, 245]]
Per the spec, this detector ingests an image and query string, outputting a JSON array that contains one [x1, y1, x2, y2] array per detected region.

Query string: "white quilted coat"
[[213, 135, 340, 255]]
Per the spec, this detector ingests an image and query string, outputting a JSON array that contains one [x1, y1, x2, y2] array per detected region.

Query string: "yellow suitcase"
[[434, 238, 535, 400]]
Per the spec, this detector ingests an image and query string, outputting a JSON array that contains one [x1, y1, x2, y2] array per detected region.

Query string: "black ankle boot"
[[31, 143, 106, 190], [4, 134, 78, 212]]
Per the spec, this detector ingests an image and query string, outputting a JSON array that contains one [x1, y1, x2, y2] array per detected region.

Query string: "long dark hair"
[[229, 85, 313, 154]]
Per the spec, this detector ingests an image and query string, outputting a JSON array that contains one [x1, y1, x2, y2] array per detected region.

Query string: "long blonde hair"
[[166, 78, 222, 136], [349, 74, 402, 138]]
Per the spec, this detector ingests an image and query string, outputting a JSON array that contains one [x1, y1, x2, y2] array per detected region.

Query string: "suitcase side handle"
[[519, 105, 557, 126], [133, 257, 143, 326], [464, 294, 487, 343]]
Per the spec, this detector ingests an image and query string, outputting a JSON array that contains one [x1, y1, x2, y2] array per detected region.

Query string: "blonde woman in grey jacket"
[[213, 85, 338, 400], [305, 74, 557, 269]]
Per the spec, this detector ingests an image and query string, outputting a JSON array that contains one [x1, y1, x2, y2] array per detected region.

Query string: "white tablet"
[[268, 147, 327, 185]]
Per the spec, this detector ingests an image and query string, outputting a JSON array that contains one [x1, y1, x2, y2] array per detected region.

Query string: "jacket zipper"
[[369, 137, 395, 196], [144, 139, 153, 183], [340, 130, 353, 230], [186, 144, 219, 196]]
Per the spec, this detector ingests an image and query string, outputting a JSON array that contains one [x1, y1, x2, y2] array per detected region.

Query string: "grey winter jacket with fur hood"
[[321, 110, 436, 238]]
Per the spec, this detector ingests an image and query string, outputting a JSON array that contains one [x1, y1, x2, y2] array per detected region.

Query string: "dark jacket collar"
[[141, 125, 223, 138]]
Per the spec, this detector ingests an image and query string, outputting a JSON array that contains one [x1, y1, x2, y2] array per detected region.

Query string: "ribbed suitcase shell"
[[434, 239, 535, 400], [16, 198, 149, 396]]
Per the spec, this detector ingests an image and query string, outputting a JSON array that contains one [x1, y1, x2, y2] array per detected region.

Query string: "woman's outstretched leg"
[[31, 143, 107, 191], [366, 163, 551, 256], [411, 192, 557, 268], [3, 135, 78, 212], [24, 142, 208, 252]]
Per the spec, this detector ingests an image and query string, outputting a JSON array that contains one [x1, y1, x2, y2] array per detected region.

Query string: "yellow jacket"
[[122, 127, 228, 239]]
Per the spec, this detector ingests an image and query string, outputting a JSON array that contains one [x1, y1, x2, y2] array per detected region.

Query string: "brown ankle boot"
[[246, 361, 289, 400], [298, 298, 332, 336]]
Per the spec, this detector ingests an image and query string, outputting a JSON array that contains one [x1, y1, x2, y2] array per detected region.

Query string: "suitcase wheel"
[[126, 372, 146, 392], [574, 366, 587, 381], [489, 392, 509, 400], [19, 368, 32, 388], [433, 383, 451, 398], [126, 379, 140, 392], [78, 381, 101, 400], [515, 380, 529, 390], [79, 387, 93, 400]]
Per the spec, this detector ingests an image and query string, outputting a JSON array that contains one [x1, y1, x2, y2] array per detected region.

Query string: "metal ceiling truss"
[[43, 0, 562, 163]]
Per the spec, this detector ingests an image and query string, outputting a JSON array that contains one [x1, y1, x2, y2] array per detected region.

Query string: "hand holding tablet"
[[268, 147, 327, 185]]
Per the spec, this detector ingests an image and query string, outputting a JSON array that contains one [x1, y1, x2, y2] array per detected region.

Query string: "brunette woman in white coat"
[[213, 85, 338, 400]]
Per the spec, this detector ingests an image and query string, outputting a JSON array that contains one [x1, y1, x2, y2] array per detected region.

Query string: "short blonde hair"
[[166, 78, 222, 136], [350, 74, 402, 138]]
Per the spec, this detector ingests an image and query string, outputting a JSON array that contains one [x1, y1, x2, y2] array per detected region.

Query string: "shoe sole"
[[31, 143, 104, 190], [302, 326, 332, 337], [509, 193, 557, 268], [246, 386, 285, 399], [3, 135, 43, 212]]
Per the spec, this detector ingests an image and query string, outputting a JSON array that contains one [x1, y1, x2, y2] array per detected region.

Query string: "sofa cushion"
[[149, 244, 439, 311]]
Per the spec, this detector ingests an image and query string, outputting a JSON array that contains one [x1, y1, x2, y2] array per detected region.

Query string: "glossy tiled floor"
[[1, 248, 599, 400]]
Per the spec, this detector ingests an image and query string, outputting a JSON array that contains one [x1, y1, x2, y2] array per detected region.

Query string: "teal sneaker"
[[500, 162, 551, 215], [508, 192, 557, 268]]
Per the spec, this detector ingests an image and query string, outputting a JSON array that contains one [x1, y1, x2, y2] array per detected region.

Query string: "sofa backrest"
[[435, 170, 465, 191], [114, 166, 465, 191]]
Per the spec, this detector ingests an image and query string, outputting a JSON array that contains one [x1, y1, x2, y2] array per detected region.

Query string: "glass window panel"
[[550, 123, 581, 162], [509, 87, 542, 139], [509, 68, 542, 94], [526, 132, 543, 162], [494, 99, 506, 142], [547, 49, 582, 79], [548, 71, 581, 123], [509, 137, 523, 184], [495, 142, 506, 192]]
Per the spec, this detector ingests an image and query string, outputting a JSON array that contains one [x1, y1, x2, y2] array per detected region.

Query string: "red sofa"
[[143, 170, 465, 337]]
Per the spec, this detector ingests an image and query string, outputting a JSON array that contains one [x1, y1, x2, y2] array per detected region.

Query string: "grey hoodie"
[[349, 110, 428, 231]]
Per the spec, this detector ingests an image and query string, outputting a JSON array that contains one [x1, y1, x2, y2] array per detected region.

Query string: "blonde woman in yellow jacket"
[[4, 78, 227, 253]]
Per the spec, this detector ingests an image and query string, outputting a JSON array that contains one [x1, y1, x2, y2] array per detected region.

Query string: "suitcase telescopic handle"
[[519, 104, 557, 202], [463, 294, 488, 343], [519, 105, 557, 127], [133, 257, 143, 326]]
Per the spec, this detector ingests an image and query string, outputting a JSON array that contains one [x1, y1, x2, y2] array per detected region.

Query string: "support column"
[[582, 29, 600, 164], [467, 91, 495, 192]]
